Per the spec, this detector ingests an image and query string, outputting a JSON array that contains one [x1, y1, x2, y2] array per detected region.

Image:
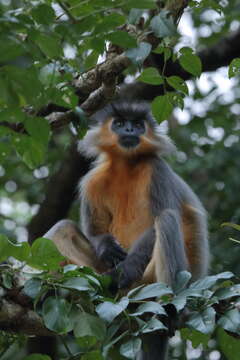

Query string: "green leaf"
[[137, 67, 164, 85], [140, 317, 167, 333], [0, 37, 25, 62], [218, 327, 240, 360], [23, 355, 51, 360], [24, 117, 50, 146], [222, 222, 240, 231], [7, 66, 43, 107], [31, 4, 55, 25], [62, 277, 93, 292], [0, 108, 27, 123], [76, 336, 97, 349], [163, 47, 172, 62], [23, 278, 42, 299], [187, 307, 216, 334], [229, 58, 240, 78], [125, 0, 157, 9], [1, 272, 13, 289], [39, 64, 61, 86], [13, 135, 46, 169], [129, 282, 172, 301], [90, 37, 105, 54], [120, 338, 142, 359], [30, 237, 65, 270], [0, 142, 11, 161], [0, 235, 30, 262], [96, 297, 129, 323], [125, 42, 152, 65], [166, 76, 189, 95], [128, 9, 143, 25], [42, 297, 75, 334], [35, 33, 63, 59], [174, 271, 192, 293], [74, 313, 106, 341], [214, 284, 240, 300], [107, 31, 137, 49], [217, 309, 240, 333], [82, 351, 104, 360], [150, 12, 176, 38], [171, 287, 203, 312], [190, 272, 234, 291], [181, 328, 210, 348], [167, 92, 184, 110], [130, 301, 166, 316], [153, 45, 172, 62], [151, 95, 173, 123], [179, 47, 202, 77], [0, 74, 19, 106], [94, 14, 125, 33], [84, 50, 99, 70]]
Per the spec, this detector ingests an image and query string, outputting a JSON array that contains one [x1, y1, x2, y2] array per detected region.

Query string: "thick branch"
[[120, 28, 240, 100], [73, 54, 130, 102], [28, 142, 90, 243], [0, 299, 53, 336]]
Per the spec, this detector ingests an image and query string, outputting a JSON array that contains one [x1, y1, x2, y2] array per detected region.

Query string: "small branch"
[[56, 0, 77, 24]]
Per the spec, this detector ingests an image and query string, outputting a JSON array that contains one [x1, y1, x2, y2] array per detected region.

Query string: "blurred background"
[[0, 0, 240, 359]]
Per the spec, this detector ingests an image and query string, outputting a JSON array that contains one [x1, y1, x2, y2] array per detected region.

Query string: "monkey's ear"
[[78, 126, 101, 158]]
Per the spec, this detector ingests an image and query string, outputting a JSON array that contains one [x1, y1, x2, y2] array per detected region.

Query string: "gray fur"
[[46, 102, 208, 360], [150, 156, 208, 281]]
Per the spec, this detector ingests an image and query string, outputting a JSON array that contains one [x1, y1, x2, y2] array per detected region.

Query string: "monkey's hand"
[[106, 255, 142, 291], [95, 234, 127, 268]]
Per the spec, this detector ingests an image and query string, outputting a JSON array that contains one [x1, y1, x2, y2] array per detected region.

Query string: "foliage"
[[0, 0, 240, 359], [0, 237, 240, 360]]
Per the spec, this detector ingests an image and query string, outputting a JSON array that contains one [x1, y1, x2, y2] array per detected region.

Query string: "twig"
[[56, 0, 77, 23]]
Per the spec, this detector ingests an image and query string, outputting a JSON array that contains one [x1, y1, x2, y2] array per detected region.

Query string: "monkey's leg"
[[140, 209, 189, 360], [137, 332, 168, 360], [143, 209, 189, 285], [43, 219, 104, 271], [182, 204, 209, 281]]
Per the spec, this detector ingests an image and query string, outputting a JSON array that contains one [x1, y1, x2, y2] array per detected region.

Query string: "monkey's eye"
[[135, 121, 144, 129], [114, 119, 124, 127]]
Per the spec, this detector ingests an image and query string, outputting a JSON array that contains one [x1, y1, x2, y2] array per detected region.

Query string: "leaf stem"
[[56, 1, 77, 23], [59, 335, 73, 357]]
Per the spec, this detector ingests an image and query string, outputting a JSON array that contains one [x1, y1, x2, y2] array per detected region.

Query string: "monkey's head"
[[79, 101, 175, 159]]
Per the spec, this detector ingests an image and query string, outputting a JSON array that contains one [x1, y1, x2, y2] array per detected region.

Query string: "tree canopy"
[[0, 0, 240, 359]]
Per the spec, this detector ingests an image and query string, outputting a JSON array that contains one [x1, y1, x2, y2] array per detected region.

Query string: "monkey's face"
[[111, 117, 146, 150]]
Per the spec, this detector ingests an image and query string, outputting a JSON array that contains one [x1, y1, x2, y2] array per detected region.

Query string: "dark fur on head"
[[100, 101, 157, 128], [78, 101, 176, 158]]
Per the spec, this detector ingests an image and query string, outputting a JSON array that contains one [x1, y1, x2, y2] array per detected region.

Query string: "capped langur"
[[44, 102, 208, 360]]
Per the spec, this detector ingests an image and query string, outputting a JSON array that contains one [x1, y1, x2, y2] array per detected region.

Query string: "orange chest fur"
[[85, 159, 154, 249]]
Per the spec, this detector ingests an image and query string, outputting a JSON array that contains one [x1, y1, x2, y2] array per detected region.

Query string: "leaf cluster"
[[0, 236, 240, 359]]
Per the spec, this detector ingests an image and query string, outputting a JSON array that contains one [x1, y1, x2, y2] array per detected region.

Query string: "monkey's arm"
[[81, 200, 127, 268], [106, 227, 155, 289], [107, 209, 188, 289]]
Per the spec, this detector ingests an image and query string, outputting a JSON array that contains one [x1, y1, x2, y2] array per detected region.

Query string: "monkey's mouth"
[[119, 136, 139, 149]]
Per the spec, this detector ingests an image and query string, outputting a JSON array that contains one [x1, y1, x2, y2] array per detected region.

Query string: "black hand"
[[106, 256, 142, 291], [95, 234, 127, 268]]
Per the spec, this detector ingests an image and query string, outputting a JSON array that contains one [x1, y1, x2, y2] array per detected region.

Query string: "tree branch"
[[27, 142, 90, 243], [0, 298, 53, 336]]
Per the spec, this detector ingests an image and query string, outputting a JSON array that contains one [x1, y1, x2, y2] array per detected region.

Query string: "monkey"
[[43, 101, 208, 360]]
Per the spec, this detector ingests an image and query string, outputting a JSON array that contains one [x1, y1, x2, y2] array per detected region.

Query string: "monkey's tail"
[[137, 333, 168, 360]]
